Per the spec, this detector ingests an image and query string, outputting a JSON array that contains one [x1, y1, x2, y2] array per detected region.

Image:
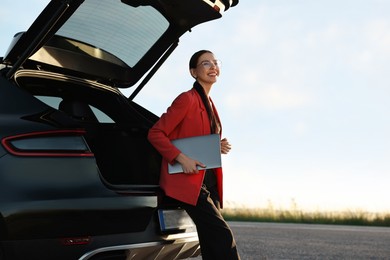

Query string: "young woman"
[[148, 50, 240, 259]]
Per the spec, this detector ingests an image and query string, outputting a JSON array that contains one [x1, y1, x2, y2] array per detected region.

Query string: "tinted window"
[[56, 0, 169, 67], [90, 105, 114, 123], [36, 96, 61, 108], [36, 96, 114, 123]]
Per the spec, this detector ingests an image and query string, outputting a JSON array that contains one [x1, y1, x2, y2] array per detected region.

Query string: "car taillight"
[[1, 129, 93, 157]]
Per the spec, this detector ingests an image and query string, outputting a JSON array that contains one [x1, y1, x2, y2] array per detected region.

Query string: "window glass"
[[56, 0, 169, 67], [35, 96, 114, 123], [36, 96, 61, 108], [90, 105, 114, 123]]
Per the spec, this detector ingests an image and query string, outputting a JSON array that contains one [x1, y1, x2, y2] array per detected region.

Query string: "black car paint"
[[0, 75, 156, 237]]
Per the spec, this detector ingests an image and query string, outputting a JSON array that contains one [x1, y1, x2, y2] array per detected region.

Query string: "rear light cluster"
[[1, 129, 93, 157]]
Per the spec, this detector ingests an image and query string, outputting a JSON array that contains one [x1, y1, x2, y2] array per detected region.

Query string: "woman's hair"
[[189, 50, 212, 69], [190, 50, 219, 134]]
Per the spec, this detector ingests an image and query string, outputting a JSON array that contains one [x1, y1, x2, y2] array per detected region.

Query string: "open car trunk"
[[14, 69, 162, 189], [3, 0, 238, 190]]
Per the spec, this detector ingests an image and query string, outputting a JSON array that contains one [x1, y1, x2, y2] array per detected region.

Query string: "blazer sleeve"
[[148, 91, 193, 164]]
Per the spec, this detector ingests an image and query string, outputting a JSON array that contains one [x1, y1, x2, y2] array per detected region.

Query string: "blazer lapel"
[[193, 89, 211, 135]]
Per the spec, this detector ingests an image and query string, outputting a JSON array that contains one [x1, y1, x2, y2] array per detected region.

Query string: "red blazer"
[[148, 88, 223, 207]]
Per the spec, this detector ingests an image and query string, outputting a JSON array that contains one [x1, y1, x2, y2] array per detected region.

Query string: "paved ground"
[[191, 221, 390, 259]]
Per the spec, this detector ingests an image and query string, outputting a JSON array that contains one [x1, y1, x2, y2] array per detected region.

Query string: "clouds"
[[224, 74, 313, 112], [350, 19, 390, 77], [214, 1, 390, 212], [217, 1, 390, 112]]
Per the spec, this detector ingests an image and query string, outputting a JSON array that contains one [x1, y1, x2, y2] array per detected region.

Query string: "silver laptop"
[[168, 134, 221, 174]]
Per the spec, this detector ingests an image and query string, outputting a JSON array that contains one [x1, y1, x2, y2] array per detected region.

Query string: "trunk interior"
[[86, 121, 162, 186], [14, 71, 162, 187]]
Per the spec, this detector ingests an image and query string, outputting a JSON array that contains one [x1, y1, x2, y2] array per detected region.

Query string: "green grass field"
[[222, 206, 390, 227]]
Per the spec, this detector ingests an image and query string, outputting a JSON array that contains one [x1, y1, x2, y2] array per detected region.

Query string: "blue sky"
[[1, 0, 389, 212]]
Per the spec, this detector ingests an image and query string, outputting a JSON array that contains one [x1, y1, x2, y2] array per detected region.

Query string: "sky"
[[1, 0, 389, 213]]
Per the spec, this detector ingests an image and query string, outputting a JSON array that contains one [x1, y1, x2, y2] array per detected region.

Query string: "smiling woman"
[[148, 50, 240, 259]]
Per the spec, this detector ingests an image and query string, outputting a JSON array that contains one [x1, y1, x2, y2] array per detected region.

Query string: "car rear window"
[[36, 96, 114, 123], [56, 0, 169, 67]]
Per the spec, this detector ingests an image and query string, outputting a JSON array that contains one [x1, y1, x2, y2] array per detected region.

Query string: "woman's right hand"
[[175, 153, 206, 174]]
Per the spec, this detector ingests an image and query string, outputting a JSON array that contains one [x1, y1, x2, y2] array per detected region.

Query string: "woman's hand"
[[175, 153, 206, 174], [221, 138, 232, 154]]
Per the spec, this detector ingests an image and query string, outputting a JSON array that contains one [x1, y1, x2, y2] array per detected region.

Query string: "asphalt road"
[[192, 222, 390, 259]]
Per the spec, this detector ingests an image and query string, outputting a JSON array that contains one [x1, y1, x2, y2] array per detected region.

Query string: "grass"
[[221, 204, 390, 227]]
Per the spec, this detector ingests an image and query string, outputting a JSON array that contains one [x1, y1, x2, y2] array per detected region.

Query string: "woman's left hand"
[[220, 138, 231, 154]]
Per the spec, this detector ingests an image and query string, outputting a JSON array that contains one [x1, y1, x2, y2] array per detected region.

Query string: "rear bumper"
[[0, 228, 200, 260], [80, 232, 200, 260], [0, 203, 200, 259]]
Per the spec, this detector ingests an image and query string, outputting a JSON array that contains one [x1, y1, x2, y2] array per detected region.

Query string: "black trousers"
[[181, 185, 240, 260]]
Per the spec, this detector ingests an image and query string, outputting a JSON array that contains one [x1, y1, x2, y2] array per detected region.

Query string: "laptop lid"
[[168, 134, 221, 174]]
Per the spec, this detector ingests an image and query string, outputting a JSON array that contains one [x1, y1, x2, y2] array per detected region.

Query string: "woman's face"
[[190, 52, 221, 86]]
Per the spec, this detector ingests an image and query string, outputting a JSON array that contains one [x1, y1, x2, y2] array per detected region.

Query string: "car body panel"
[[0, 76, 157, 240]]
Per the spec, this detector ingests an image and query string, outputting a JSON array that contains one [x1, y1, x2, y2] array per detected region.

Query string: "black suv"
[[0, 0, 238, 259]]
